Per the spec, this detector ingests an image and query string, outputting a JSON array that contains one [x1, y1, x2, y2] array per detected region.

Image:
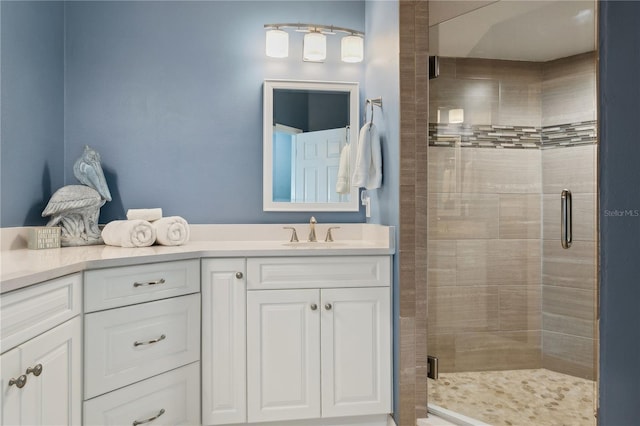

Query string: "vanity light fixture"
[[341, 34, 364, 63], [303, 31, 326, 62], [264, 23, 364, 63], [265, 27, 289, 58]]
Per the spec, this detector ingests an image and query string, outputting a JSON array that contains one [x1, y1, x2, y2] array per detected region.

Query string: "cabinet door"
[[201, 259, 246, 425], [4, 317, 82, 426], [247, 289, 321, 423], [1, 346, 22, 425], [321, 287, 391, 417]]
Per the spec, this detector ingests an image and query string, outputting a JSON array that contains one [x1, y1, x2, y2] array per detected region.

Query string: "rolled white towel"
[[101, 220, 156, 248], [126, 208, 163, 221], [152, 216, 190, 246]]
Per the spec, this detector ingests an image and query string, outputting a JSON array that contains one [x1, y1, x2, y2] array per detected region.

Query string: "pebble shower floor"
[[428, 369, 595, 426]]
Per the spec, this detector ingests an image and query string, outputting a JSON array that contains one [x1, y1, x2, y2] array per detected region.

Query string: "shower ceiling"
[[429, 0, 596, 62]]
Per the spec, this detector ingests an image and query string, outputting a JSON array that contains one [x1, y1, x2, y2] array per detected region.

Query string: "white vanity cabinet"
[[245, 256, 392, 424], [0, 274, 83, 426], [82, 260, 201, 425], [201, 259, 247, 425]]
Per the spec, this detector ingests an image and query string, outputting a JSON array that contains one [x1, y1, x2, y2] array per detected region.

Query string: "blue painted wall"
[[364, 0, 400, 418], [64, 0, 366, 225], [598, 1, 640, 424], [0, 1, 65, 228]]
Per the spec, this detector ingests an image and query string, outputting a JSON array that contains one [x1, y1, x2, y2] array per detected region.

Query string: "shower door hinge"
[[427, 355, 439, 380]]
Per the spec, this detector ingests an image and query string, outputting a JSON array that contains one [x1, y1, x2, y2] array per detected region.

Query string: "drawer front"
[[84, 294, 200, 399], [247, 256, 391, 290], [84, 259, 199, 312], [84, 362, 200, 426], [1, 273, 82, 353]]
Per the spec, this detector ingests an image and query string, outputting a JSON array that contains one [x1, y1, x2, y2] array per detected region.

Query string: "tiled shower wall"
[[541, 53, 597, 380], [427, 53, 597, 378]]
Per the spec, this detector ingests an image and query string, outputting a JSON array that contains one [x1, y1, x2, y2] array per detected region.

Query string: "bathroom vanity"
[[0, 224, 394, 426]]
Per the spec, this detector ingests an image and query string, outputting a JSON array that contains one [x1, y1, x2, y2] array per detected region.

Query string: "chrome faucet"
[[308, 216, 317, 242]]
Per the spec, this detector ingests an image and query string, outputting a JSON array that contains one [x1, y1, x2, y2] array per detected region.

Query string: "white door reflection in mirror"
[[293, 128, 347, 204]]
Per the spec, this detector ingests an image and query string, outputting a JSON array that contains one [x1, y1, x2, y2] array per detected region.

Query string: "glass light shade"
[[265, 29, 289, 58], [303, 32, 326, 62], [341, 35, 364, 63], [449, 108, 464, 123]]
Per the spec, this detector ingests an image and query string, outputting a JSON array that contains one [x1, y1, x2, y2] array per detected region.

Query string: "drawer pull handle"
[[133, 278, 166, 288], [235, 272, 243, 279], [310, 303, 318, 310], [325, 303, 332, 310], [134, 334, 166, 347], [26, 364, 43, 377], [132, 408, 165, 426], [8, 375, 27, 389]]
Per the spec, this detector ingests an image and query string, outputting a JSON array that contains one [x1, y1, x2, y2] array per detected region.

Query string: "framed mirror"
[[263, 79, 360, 212]]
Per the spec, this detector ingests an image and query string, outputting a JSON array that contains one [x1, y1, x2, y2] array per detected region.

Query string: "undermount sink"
[[282, 241, 346, 248]]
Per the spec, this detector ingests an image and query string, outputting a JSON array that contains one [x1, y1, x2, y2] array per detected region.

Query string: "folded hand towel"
[[336, 144, 351, 194], [352, 122, 382, 190], [126, 208, 163, 221], [101, 220, 156, 248], [152, 216, 190, 246]]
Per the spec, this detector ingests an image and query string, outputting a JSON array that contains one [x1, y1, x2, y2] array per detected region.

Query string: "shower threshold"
[[420, 404, 490, 426]]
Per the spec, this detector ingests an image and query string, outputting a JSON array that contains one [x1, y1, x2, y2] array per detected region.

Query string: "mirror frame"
[[263, 79, 360, 212]]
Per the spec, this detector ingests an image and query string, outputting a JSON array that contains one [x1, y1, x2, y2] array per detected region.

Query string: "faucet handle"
[[283, 226, 299, 243], [325, 226, 341, 242]]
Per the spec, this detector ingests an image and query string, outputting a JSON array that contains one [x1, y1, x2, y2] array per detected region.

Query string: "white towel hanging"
[[352, 121, 382, 190]]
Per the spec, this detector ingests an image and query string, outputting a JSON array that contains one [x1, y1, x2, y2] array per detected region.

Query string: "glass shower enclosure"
[[426, 1, 598, 425]]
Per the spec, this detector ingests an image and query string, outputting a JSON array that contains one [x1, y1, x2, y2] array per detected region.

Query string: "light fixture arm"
[[264, 23, 364, 37]]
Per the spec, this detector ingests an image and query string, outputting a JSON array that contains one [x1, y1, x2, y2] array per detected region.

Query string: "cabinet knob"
[[26, 364, 43, 377], [8, 375, 27, 389], [310, 303, 318, 311], [236, 272, 243, 279], [325, 303, 332, 310]]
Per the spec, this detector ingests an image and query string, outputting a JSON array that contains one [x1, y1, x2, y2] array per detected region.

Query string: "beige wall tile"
[[429, 331, 542, 373], [497, 79, 542, 127], [499, 194, 542, 239], [428, 193, 500, 239], [499, 286, 542, 331], [542, 52, 597, 127], [456, 239, 541, 287], [428, 286, 499, 334], [542, 331, 596, 380], [542, 145, 597, 194], [430, 76, 499, 125], [542, 193, 596, 242], [427, 240, 457, 287], [460, 148, 541, 194], [542, 240, 597, 290], [543, 286, 595, 338], [543, 313, 595, 341], [429, 57, 543, 127], [428, 147, 459, 194]]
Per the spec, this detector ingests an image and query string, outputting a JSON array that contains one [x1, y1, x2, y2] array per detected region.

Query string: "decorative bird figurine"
[[42, 146, 112, 246]]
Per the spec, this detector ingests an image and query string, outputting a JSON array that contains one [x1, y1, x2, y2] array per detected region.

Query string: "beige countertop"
[[1, 224, 395, 293]]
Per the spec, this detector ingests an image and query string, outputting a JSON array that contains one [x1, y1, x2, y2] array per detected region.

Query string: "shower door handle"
[[561, 189, 572, 249]]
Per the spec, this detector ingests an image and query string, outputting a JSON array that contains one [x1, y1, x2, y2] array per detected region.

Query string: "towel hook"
[[365, 97, 383, 126]]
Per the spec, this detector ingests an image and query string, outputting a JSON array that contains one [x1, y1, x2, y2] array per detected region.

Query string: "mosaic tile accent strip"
[[429, 123, 541, 149], [429, 120, 598, 149], [428, 368, 596, 426], [542, 120, 597, 149]]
